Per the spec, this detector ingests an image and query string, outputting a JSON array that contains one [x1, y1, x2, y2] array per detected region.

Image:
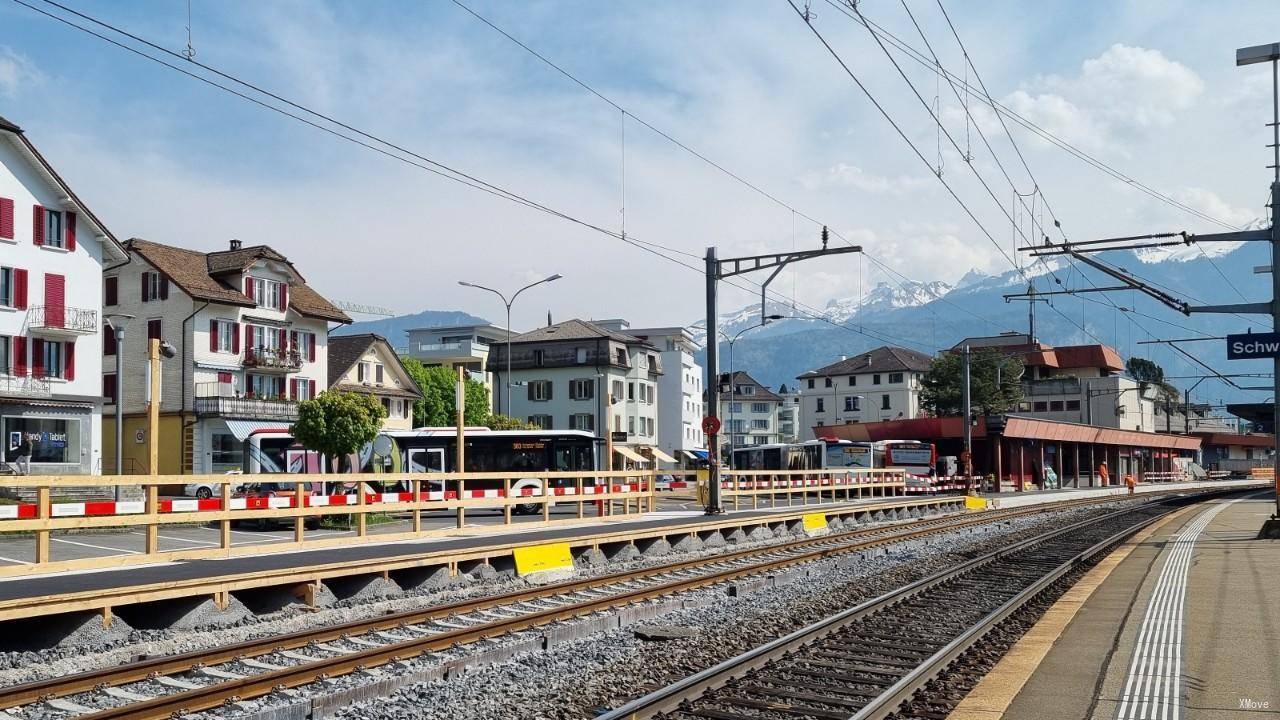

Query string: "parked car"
[[184, 470, 243, 499], [231, 481, 322, 530]]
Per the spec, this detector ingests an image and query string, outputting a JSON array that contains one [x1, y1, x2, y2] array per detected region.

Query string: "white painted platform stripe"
[[1115, 499, 1238, 720]]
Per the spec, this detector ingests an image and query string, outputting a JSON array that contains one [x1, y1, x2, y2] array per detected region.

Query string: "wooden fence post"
[[35, 485, 50, 564]]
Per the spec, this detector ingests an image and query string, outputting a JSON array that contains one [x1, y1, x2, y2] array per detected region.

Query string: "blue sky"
[[2, 0, 1279, 329]]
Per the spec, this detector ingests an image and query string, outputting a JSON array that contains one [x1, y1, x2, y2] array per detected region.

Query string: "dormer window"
[[246, 276, 288, 311]]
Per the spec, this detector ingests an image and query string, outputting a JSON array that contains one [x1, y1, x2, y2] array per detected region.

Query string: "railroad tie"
[[240, 657, 288, 671], [199, 667, 246, 680], [46, 699, 97, 714], [153, 676, 202, 690], [344, 636, 386, 648], [277, 649, 319, 662], [102, 687, 154, 702]]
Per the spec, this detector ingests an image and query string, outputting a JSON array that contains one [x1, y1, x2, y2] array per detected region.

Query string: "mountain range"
[[342, 241, 1273, 406]]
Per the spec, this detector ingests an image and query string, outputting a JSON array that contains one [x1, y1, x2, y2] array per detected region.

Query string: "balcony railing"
[[28, 305, 98, 334], [194, 383, 298, 420], [243, 346, 302, 372], [1022, 378, 1082, 396], [0, 374, 52, 398], [412, 339, 488, 359]]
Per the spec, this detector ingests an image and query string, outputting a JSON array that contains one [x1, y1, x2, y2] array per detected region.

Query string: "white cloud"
[[1003, 44, 1204, 152], [0, 47, 40, 97], [798, 163, 931, 194]]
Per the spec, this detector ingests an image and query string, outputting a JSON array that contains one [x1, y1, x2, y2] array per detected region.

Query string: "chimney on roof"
[[229, 239, 242, 251]]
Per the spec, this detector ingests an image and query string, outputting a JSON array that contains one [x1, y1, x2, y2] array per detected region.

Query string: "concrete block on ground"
[[573, 547, 608, 568], [636, 537, 672, 559], [116, 595, 252, 631], [0, 610, 134, 652], [670, 534, 703, 553], [459, 559, 498, 582], [746, 525, 773, 542], [723, 528, 748, 544], [235, 582, 335, 614], [602, 541, 640, 564], [699, 529, 728, 548], [327, 575, 403, 604], [728, 576, 772, 597]]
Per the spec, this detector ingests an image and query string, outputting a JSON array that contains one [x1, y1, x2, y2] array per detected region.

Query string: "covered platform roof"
[[819, 414, 1201, 451]]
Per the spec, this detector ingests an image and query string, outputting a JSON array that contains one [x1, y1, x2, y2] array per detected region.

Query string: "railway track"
[[597, 496, 1208, 720], [0, 488, 1236, 720]]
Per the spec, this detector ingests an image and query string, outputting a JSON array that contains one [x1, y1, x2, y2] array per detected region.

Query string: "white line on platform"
[[0, 554, 32, 565], [1115, 498, 1241, 720], [51, 537, 142, 555]]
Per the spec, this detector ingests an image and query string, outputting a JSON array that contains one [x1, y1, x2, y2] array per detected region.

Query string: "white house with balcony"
[[610, 323, 705, 465], [796, 346, 934, 439], [103, 238, 350, 475], [719, 371, 784, 452], [0, 114, 128, 481], [402, 323, 509, 393]]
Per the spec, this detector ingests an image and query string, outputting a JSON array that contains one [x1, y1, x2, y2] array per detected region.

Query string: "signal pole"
[[702, 228, 861, 514]]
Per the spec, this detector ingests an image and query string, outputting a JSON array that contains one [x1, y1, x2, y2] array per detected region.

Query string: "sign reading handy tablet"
[[1226, 332, 1280, 360]]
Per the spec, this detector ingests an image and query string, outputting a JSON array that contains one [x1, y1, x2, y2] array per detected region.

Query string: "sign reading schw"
[[1226, 332, 1280, 360]]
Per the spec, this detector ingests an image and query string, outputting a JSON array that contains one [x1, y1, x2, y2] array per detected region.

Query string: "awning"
[[614, 446, 647, 463], [225, 419, 293, 441], [690, 449, 709, 460], [649, 447, 678, 463]]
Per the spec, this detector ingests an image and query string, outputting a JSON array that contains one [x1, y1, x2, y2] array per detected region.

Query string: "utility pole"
[[702, 228, 861, 514], [961, 344, 973, 485], [1003, 283, 1051, 343]]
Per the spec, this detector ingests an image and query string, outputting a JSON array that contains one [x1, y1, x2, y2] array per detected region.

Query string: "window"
[[816, 398, 825, 412], [569, 378, 595, 400], [849, 375, 858, 387], [729, 402, 742, 413], [1049, 400, 1065, 412], [1018, 401, 1032, 412], [375, 364, 384, 384], [0, 267, 12, 307], [807, 378, 815, 389], [881, 394, 890, 410], [39, 341, 63, 379], [3, 416, 80, 464], [647, 417, 655, 436], [141, 271, 166, 302], [292, 379, 314, 401], [104, 326, 117, 356], [44, 209, 63, 249], [1066, 400, 1081, 411], [1033, 401, 1048, 412], [610, 379, 624, 402], [210, 432, 243, 470], [615, 348, 627, 365], [103, 373, 117, 404], [628, 416, 636, 435], [247, 374, 285, 399], [381, 397, 392, 415], [0, 335, 9, 374], [751, 419, 769, 429], [576, 347, 588, 364], [147, 319, 161, 340], [739, 385, 755, 396], [104, 276, 118, 306], [889, 372, 904, 384], [528, 380, 552, 401], [628, 382, 635, 401], [534, 349, 545, 367], [824, 377, 832, 388], [844, 396, 859, 412], [294, 331, 314, 362], [873, 374, 882, 385], [250, 277, 284, 311], [358, 361, 370, 382], [214, 320, 234, 353], [751, 402, 768, 413], [570, 413, 595, 431]]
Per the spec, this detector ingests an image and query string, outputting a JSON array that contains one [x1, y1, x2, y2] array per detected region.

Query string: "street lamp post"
[[458, 274, 562, 417], [106, 314, 134, 490], [723, 315, 782, 467]]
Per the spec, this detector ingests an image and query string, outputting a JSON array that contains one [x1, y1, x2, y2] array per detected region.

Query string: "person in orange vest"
[[1126, 473, 1137, 495], [1098, 460, 1110, 487]]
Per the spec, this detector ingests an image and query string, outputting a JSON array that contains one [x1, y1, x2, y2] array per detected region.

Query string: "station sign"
[[1226, 331, 1280, 360]]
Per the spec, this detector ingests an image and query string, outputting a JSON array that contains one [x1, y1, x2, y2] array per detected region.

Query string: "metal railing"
[[0, 375, 52, 397], [194, 382, 298, 419], [27, 305, 98, 333], [243, 346, 302, 371]]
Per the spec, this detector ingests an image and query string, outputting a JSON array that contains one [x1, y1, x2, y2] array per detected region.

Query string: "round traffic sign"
[[702, 415, 722, 435]]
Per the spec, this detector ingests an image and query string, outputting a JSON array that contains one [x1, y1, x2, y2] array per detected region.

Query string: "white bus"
[[731, 439, 880, 471]]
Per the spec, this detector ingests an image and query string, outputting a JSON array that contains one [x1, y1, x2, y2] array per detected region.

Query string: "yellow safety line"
[[946, 504, 1197, 720]]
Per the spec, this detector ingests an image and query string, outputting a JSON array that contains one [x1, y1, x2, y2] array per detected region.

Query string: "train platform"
[[0, 480, 1257, 624], [949, 490, 1279, 720]]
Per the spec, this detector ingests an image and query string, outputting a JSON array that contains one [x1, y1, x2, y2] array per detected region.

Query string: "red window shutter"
[[105, 326, 117, 356], [288, 379, 296, 399], [159, 276, 169, 300], [308, 333, 316, 361], [280, 284, 288, 311], [244, 276, 254, 301], [290, 331, 298, 353], [217, 371, 232, 384], [13, 269, 26, 309], [0, 197, 13, 239], [64, 212, 76, 251], [64, 341, 75, 381], [31, 339, 44, 378], [209, 320, 219, 352], [244, 324, 253, 351], [32, 205, 44, 246], [279, 328, 287, 349], [309, 380, 316, 398], [232, 323, 241, 353], [13, 336, 26, 376], [141, 272, 150, 302], [104, 276, 118, 306]]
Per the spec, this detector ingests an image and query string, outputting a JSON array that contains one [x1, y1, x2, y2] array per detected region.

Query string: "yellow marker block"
[[965, 496, 989, 511], [513, 542, 575, 577], [802, 513, 828, 532]]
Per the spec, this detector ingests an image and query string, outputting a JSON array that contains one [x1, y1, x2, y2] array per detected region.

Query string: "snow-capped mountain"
[[824, 281, 952, 323]]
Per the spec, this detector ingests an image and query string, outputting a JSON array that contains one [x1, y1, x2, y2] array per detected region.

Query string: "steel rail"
[[597, 489, 1239, 720], [1, 486, 1244, 718]]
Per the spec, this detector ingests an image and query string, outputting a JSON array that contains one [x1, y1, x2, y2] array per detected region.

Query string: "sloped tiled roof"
[[327, 333, 422, 398], [797, 346, 934, 379], [509, 318, 648, 346], [728, 371, 783, 402], [125, 238, 350, 322]]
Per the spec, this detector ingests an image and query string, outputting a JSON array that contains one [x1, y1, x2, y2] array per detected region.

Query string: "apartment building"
[[488, 319, 666, 465], [796, 346, 933, 439], [777, 383, 801, 443], [720, 371, 783, 450], [402, 322, 509, 395], [103, 239, 350, 474], [0, 115, 128, 479], [614, 323, 706, 464], [327, 334, 422, 431]]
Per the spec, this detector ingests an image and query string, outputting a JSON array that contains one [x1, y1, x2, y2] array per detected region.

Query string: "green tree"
[[291, 391, 386, 472], [1125, 357, 1179, 400], [921, 348, 1024, 416], [485, 413, 537, 430], [401, 357, 491, 427]]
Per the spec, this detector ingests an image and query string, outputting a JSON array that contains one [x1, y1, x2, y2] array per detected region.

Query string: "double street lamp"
[[458, 274, 562, 417], [721, 315, 783, 466]]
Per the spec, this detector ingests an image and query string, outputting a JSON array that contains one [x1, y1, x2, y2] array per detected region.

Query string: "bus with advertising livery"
[[730, 439, 880, 472]]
